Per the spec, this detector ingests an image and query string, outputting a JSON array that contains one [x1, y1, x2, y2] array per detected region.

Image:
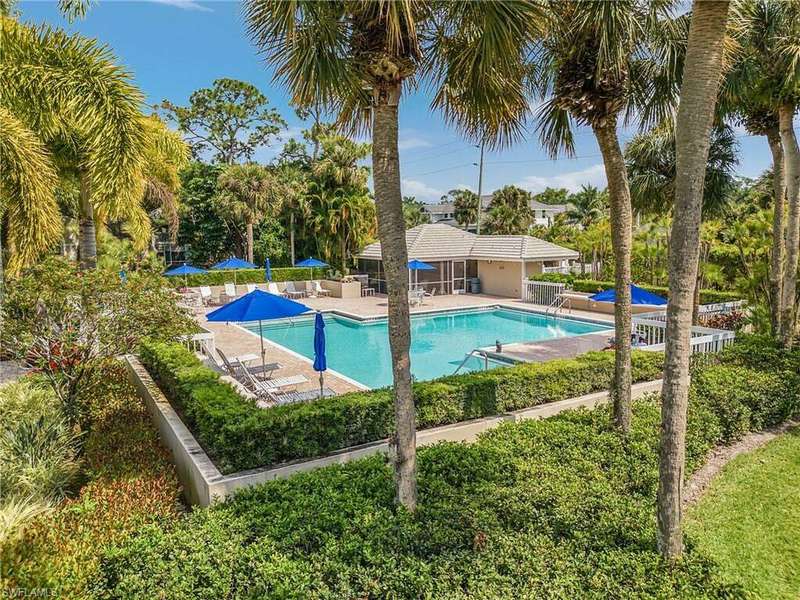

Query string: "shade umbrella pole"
[[319, 372, 324, 399], [259, 319, 266, 374]]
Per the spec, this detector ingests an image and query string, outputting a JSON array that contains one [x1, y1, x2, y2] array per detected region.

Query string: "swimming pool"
[[245, 308, 611, 389]]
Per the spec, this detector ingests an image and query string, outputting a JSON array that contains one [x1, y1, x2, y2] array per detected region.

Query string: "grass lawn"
[[686, 428, 800, 600]]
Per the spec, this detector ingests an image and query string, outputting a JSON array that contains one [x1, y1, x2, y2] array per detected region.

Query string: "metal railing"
[[522, 280, 565, 305], [635, 300, 745, 324], [545, 294, 568, 317], [632, 318, 736, 355]]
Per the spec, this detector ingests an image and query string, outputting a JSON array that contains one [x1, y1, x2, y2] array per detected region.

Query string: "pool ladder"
[[453, 349, 492, 375], [545, 294, 567, 317]]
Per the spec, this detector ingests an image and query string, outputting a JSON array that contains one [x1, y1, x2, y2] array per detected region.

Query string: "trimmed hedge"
[[139, 340, 663, 474], [173, 267, 325, 288], [530, 273, 741, 304]]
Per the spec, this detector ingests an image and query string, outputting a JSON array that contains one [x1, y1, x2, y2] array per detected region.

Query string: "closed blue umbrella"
[[407, 259, 435, 290], [589, 284, 667, 305], [211, 256, 257, 285], [164, 262, 208, 286], [313, 312, 327, 398], [264, 257, 272, 282], [295, 257, 329, 280], [207, 289, 311, 373]]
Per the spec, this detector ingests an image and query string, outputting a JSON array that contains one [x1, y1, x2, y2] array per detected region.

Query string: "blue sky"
[[21, 0, 776, 202]]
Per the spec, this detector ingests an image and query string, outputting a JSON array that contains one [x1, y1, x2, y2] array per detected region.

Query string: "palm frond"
[[0, 107, 62, 275]]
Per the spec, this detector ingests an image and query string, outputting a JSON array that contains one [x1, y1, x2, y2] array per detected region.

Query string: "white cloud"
[[453, 183, 476, 193], [397, 130, 433, 151], [402, 179, 444, 202], [516, 163, 607, 194], [146, 0, 213, 12]]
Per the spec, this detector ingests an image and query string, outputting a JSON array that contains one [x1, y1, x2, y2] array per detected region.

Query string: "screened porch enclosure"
[[357, 259, 478, 295]]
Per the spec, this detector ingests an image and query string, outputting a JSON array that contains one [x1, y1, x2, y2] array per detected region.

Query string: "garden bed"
[[1, 364, 183, 598]]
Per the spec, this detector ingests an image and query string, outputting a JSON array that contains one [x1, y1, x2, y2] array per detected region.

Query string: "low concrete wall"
[[322, 279, 362, 299], [126, 354, 663, 507]]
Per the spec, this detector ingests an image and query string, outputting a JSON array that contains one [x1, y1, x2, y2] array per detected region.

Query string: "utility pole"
[[474, 141, 485, 235]]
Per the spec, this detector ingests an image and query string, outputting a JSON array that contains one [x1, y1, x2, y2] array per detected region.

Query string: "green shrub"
[[139, 340, 663, 473], [530, 273, 741, 304], [692, 365, 800, 442], [0, 379, 81, 543], [178, 267, 325, 288]]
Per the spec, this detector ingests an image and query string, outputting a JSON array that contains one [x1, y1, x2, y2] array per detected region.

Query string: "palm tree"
[[626, 120, 739, 321], [215, 163, 282, 263], [532, 0, 684, 433], [657, 0, 731, 561], [246, 0, 541, 510], [140, 115, 191, 244], [565, 185, 608, 227], [1, 16, 149, 272], [402, 196, 430, 229], [723, 0, 799, 340], [445, 188, 480, 229], [485, 185, 533, 234]]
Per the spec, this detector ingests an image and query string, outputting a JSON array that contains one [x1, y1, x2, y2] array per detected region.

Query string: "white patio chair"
[[267, 282, 283, 296], [246, 283, 257, 294], [199, 286, 213, 306], [221, 282, 238, 303], [312, 281, 331, 297], [284, 281, 306, 299]]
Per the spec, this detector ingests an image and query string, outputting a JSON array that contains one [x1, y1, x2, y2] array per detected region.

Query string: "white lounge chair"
[[236, 360, 308, 402], [217, 348, 279, 379], [267, 282, 283, 296], [246, 283, 257, 294], [284, 281, 306, 299], [312, 281, 330, 297], [221, 282, 238, 303], [199, 286, 213, 306]]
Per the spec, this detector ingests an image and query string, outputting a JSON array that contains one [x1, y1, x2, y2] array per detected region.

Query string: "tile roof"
[[357, 223, 578, 262]]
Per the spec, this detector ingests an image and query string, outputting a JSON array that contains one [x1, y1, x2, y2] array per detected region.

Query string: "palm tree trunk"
[[593, 118, 633, 434], [246, 220, 254, 263], [657, 0, 729, 560], [778, 103, 799, 348], [289, 211, 296, 265], [78, 171, 97, 270], [766, 127, 786, 337], [372, 83, 417, 511]]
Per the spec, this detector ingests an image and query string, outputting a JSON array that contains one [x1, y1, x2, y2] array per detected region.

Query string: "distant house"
[[420, 202, 458, 226], [529, 200, 571, 227], [356, 223, 577, 297], [423, 194, 571, 233]]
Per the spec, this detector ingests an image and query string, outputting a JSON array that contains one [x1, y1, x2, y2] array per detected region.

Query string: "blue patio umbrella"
[[313, 312, 327, 398], [164, 262, 208, 286], [407, 259, 435, 290], [207, 289, 311, 373], [589, 284, 668, 305], [295, 257, 329, 280], [264, 258, 272, 282], [210, 256, 257, 284]]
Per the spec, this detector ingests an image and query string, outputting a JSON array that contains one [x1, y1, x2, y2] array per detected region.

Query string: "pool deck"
[[194, 293, 615, 393]]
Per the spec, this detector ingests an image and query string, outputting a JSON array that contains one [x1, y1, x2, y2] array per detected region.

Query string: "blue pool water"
[[246, 308, 611, 389]]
